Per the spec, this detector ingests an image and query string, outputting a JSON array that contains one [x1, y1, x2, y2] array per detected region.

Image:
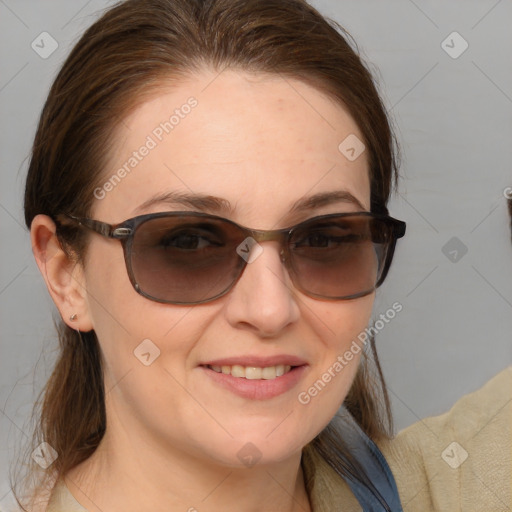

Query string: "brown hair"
[[20, 0, 399, 507]]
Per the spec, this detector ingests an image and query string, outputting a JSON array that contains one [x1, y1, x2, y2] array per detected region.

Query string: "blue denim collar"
[[321, 408, 403, 512]]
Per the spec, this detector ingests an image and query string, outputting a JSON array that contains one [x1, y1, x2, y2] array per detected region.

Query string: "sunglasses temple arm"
[[56, 214, 122, 239]]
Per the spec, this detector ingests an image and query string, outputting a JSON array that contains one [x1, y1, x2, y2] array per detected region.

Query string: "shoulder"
[[46, 479, 87, 512], [378, 367, 512, 511]]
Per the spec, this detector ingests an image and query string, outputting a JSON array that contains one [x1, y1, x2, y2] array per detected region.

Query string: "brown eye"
[[159, 230, 222, 250]]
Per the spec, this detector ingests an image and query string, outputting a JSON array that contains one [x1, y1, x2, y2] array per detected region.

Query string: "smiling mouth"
[[206, 364, 294, 380]]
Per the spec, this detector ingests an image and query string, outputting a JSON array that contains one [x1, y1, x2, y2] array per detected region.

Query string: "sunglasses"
[[56, 211, 406, 305]]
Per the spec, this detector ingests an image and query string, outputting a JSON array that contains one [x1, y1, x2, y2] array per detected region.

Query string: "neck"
[[64, 427, 311, 512]]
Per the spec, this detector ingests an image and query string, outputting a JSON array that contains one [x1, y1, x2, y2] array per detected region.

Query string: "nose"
[[223, 240, 300, 338]]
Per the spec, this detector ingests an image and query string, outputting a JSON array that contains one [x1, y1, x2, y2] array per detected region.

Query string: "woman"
[[15, 0, 510, 511]]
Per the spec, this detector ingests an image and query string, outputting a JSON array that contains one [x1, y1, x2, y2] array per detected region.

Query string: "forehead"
[[93, 69, 371, 225]]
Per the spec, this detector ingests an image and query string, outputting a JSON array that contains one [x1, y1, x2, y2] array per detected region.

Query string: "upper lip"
[[201, 355, 308, 367]]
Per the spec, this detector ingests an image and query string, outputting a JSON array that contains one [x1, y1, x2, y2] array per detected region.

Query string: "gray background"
[[1, 0, 511, 504]]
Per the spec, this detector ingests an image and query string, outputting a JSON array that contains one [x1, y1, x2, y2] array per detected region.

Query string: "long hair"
[[19, 0, 399, 507]]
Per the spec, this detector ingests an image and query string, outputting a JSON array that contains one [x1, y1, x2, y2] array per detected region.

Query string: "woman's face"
[[81, 69, 373, 467]]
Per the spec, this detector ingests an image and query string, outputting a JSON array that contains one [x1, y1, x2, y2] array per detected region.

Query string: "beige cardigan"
[[47, 367, 511, 511]]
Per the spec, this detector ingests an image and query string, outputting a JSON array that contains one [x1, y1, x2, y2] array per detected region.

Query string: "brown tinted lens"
[[289, 216, 389, 299], [129, 216, 244, 303]]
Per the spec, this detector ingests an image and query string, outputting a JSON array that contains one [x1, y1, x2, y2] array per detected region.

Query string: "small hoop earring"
[[69, 313, 78, 321]]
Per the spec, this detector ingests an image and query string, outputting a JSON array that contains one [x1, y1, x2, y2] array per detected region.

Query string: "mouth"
[[199, 357, 308, 400], [206, 364, 293, 380]]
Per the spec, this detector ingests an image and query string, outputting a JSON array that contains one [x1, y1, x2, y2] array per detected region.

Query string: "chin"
[[205, 423, 315, 468]]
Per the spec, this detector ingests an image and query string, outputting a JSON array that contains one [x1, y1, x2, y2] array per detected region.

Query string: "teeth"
[[231, 365, 245, 378], [245, 367, 262, 380], [262, 366, 276, 379], [208, 364, 292, 380]]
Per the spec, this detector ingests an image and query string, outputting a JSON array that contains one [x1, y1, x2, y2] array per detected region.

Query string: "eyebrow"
[[133, 190, 366, 216]]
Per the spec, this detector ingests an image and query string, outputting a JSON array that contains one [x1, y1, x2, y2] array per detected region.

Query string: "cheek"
[[297, 295, 374, 419], [82, 241, 210, 393], [84, 246, 130, 322], [309, 294, 374, 352], [82, 243, 151, 382]]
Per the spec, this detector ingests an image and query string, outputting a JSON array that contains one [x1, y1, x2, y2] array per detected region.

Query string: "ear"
[[30, 214, 94, 332]]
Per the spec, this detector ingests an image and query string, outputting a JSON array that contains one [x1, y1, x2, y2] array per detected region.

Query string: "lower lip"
[[201, 365, 308, 400]]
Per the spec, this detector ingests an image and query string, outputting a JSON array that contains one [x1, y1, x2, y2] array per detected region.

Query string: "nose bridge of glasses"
[[246, 227, 290, 261]]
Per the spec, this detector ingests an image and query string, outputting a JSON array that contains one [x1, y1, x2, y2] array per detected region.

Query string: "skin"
[[31, 69, 374, 512]]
